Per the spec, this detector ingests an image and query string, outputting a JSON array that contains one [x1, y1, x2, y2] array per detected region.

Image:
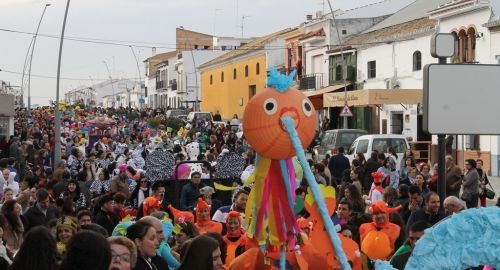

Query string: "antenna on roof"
[[240, 15, 251, 37]]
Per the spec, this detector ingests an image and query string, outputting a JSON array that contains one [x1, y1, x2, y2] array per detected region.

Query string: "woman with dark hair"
[[60, 230, 111, 270], [9, 226, 57, 270], [414, 173, 430, 198], [130, 175, 152, 209], [343, 184, 365, 214], [462, 159, 480, 208], [0, 200, 24, 253], [126, 220, 162, 270], [59, 179, 87, 215], [476, 159, 490, 207], [179, 234, 224, 270], [170, 221, 200, 261]]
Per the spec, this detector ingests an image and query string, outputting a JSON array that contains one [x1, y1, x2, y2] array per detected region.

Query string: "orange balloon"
[[243, 87, 317, 160], [360, 230, 392, 260]]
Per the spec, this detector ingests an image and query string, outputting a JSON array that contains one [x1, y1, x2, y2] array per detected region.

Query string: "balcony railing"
[[299, 73, 324, 90]]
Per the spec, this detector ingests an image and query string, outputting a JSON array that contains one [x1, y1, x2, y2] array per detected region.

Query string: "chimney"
[[316, 11, 323, 18], [152, 47, 156, 56], [306, 14, 313, 21]]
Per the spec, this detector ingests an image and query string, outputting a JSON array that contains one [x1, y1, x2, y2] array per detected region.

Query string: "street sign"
[[339, 105, 353, 117], [423, 64, 500, 134]]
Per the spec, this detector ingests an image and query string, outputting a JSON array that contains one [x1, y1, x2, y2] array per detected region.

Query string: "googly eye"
[[302, 99, 313, 117], [263, 98, 278, 115]]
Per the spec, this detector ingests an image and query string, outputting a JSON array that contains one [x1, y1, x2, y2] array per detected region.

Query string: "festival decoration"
[[215, 151, 246, 179], [144, 150, 175, 182], [86, 115, 116, 129], [375, 207, 500, 270], [242, 69, 350, 269]]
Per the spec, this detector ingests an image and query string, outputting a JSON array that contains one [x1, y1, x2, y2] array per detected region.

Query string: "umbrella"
[[145, 150, 175, 183], [215, 151, 246, 179]]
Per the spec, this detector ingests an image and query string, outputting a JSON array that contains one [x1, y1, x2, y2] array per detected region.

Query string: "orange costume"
[[223, 211, 247, 268], [194, 198, 222, 234], [359, 201, 401, 260]]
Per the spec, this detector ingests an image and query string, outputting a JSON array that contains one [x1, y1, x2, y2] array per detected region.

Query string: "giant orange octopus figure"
[[242, 69, 350, 269]]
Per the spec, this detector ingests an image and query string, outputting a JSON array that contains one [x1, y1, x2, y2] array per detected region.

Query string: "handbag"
[[482, 182, 496, 200]]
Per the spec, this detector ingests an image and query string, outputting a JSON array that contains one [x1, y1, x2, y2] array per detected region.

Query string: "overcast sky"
[[0, 0, 386, 105]]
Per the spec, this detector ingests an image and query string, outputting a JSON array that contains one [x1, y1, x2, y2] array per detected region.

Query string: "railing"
[[299, 73, 324, 90]]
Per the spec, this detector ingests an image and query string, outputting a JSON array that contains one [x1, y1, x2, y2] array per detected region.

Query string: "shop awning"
[[304, 83, 350, 98], [304, 83, 350, 109], [323, 89, 423, 107]]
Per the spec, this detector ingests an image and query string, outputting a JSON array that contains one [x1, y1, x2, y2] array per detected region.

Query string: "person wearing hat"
[[364, 171, 385, 205], [359, 201, 401, 261], [142, 197, 162, 217], [93, 193, 120, 236], [222, 211, 246, 268], [194, 198, 222, 235], [56, 215, 78, 258]]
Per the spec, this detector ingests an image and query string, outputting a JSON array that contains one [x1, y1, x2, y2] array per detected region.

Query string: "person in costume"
[[194, 198, 222, 234], [56, 215, 78, 259], [359, 200, 401, 261], [365, 171, 384, 205], [222, 211, 246, 268]]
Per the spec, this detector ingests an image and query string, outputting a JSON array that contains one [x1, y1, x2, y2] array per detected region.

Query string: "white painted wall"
[[357, 34, 436, 139]]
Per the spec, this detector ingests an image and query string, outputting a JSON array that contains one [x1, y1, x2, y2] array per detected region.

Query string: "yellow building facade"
[[200, 54, 267, 120]]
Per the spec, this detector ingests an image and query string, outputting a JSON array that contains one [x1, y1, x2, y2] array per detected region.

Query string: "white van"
[[347, 134, 409, 170]]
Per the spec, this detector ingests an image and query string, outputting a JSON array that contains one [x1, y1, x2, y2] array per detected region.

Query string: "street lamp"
[[179, 26, 199, 112], [27, 3, 51, 116], [54, 0, 71, 166]]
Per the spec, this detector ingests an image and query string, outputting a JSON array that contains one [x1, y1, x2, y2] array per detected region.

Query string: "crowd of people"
[[0, 106, 497, 270]]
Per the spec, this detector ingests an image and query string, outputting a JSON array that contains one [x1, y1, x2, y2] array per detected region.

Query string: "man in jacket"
[[445, 155, 462, 198], [328, 147, 350, 185], [23, 188, 58, 232]]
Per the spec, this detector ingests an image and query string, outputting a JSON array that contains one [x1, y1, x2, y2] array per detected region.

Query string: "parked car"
[[187, 112, 213, 123], [347, 134, 409, 170], [312, 129, 368, 161], [166, 109, 187, 118]]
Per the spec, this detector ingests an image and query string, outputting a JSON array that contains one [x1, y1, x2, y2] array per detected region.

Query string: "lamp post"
[[27, 3, 51, 116], [326, 0, 349, 129], [180, 26, 199, 112], [54, 0, 71, 166]]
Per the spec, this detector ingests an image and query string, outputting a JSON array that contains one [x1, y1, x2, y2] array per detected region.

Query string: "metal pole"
[[437, 57, 446, 208], [326, 0, 348, 129], [27, 3, 51, 116], [54, 0, 71, 166], [129, 46, 143, 108], [20, 38, 35, 109]]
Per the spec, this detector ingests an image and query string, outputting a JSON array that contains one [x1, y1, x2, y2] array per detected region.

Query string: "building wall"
[[201, 54, 267, 120], [436, 5, 500, 175], [357, 34, 435, 140]]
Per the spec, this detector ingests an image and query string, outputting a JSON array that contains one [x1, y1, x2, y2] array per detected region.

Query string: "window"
[[249, 85, 256, 99], [256, 63, 260, 75], [496, 55, 500, 64], [221, 72, 224, 82], [210, 75, 213, 85], [204, 45, 209, 50], [194, 45, 199, 50], [245, 65, 249, 77], [356, 140, 369, 154], [233, 68, 237, 79], [367, 61, 376, 79], [221, 45, 227, 51], [335, 65, 343, 81], [413, 51, 422, 71], [342, 29, 347, 35]]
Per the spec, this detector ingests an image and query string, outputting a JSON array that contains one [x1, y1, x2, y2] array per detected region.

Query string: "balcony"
[[156, 80, 164, 90], [299, 73, 324, 90]]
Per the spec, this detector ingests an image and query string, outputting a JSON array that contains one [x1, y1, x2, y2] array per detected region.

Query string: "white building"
[[428, 0, 500, 175], [299, 0, 415, 91]]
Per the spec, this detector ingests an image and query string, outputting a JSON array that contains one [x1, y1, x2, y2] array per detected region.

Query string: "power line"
[[0, 68, 140, 81]]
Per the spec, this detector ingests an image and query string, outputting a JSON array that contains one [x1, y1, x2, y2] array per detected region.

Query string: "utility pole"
[[326, 0, 349, 129], [240, 15, 250, 37], [103, 60, 115, 108]]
